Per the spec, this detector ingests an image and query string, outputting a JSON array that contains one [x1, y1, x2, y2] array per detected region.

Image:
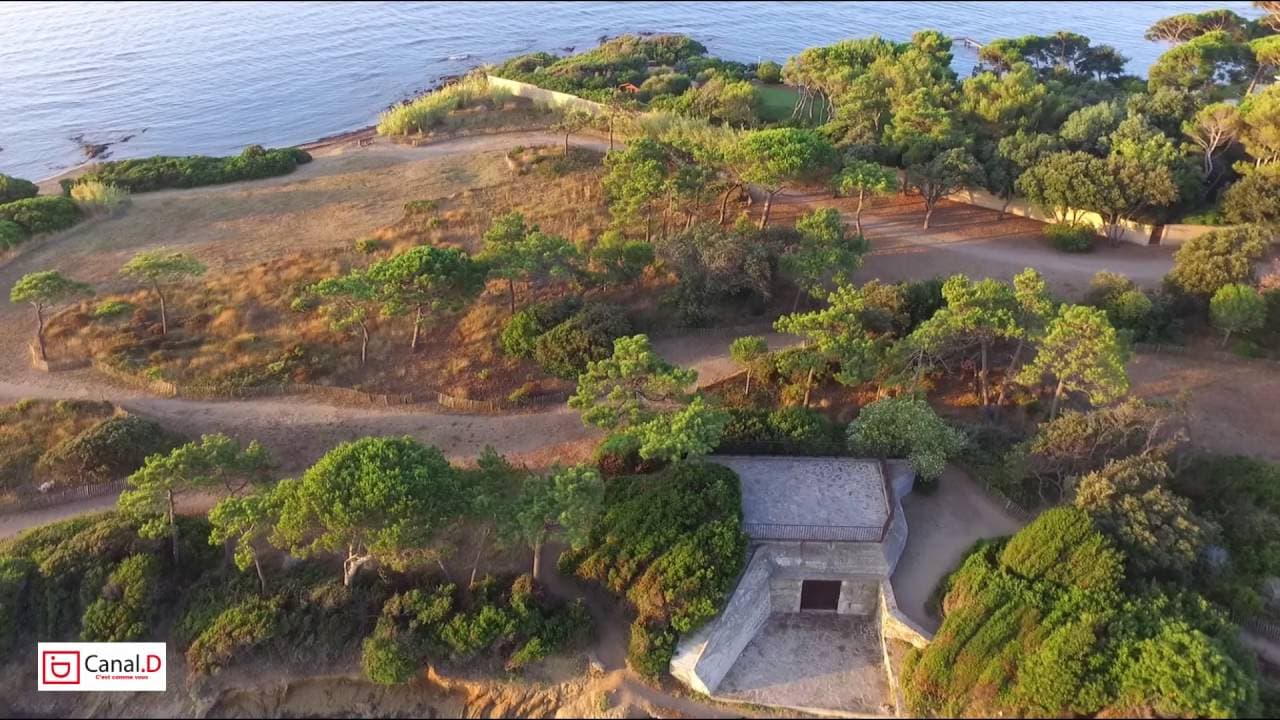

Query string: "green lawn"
[[756, 83, 800, 123]]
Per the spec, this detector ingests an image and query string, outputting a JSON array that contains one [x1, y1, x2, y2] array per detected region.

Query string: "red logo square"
[[42, 651, 79, 684]]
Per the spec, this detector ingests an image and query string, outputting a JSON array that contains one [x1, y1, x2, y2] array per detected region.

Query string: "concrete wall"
[[884, 460, 916, 500], [878, 582, 931, 649], [769, 539, 892, 577], [1160, 222, 1239, 246], [768, 574, 880, 615], [882, 505, 909, 575], [946, 187, 1156, 245], [486, 75, 607, 115], [838, 579, 881, 615], [670, 546, 774, 695], [945, 187, 1228, 247], [882, 460, 914, 575]]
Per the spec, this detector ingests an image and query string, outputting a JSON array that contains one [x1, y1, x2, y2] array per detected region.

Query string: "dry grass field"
[[34, 145, 622, 399]]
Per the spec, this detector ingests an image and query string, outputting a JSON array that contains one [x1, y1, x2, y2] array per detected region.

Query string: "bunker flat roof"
[[711, 456, 890, 542]]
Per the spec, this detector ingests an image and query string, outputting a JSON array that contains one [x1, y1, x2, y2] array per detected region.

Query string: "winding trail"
[[0, 327, 771, 538]]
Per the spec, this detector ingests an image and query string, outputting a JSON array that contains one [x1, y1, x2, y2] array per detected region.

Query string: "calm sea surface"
[[0, 1, 1262, 179]]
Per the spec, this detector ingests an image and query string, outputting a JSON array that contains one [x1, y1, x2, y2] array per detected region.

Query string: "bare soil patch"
[[756, 189, 1176, 298], [1129, 351, 1280, 462]]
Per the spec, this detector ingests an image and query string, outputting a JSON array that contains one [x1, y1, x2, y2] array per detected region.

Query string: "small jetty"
[[954, 36, 984, 51]]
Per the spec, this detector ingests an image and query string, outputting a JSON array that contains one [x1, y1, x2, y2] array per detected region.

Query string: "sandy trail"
[[891, 467, 1027, 631]]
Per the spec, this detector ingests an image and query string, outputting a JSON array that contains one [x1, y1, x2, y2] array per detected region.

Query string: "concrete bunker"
[[669, 456, 932, 717]]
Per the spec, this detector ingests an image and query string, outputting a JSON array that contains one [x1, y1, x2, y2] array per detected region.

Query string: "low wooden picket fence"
[[28, 344, 90, 373], [1134, 342, 1280, 369], [0, 480, 126, 516], [88, 359, 569, 414]]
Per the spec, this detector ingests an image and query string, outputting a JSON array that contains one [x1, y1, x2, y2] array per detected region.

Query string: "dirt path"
[[890, 466, 1028, 632], [650, 328, 799, 386], [1129, 351, 1280, 462], [539, 541, 629, 672], [762, 189, 1176, 297], [0, 327, 774, 539]]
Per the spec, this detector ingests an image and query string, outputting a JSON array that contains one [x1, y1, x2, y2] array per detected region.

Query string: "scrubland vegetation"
[[72, 145, 311, 193], [0, 145, 309, 255], [0, 399, 181, 501], [377, 74, 518, 136], [1, 435, 597, 682], [902, 507, 1259, 718]]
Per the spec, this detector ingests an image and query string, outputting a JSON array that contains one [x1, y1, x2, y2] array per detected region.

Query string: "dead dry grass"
[[40, 151, 619, 399], [0, 398, 120, 494]]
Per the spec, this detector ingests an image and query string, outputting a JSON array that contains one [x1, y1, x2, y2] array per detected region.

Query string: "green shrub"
[[533, 303, 631, 379], [1170, 454, 1280, 616], [500, 297, 582, 359], [493, 34, 708, 103], [718, 407, 843, 455], [847, 396, 967, 482], [639, 72, 692, 99], [0, 400, 118, 491], [91, 299, 135, 319], [1044, 222, 1096, 253], [901, 507, 1259, 718], [755, 60, 782, 84], [1000, 507, 1123, 590], [80, 553, 159, 641], [1085, 271, 1183, 343], [0, 174, 39, 204], [76, 146, 311, 193], [561, 461, 747, 678], [627, 622, 676, 677], [0, 219, 28, 250], [440, 603, 518, 659], [1177, 206, 1227, 226], [0, 513, 166, 641], [954, 422, 1032, 505], [1167, 226, 1269, 297], [377, 75, 512, 135], [186, 597, 281, 676], [593, 433, 660, 477], [0, 196, 81, 234], [403, 199, 438, 215], [361, 628, 418, 685], [1210, 283, 1267, 345], [70, 180, 130, 214], [0, 557, 36, 652], [501, 311, 545, 359], [36, 415, 184, 487], [361, 576, 587, 682], [172, 580, 252, 649], [355, 237, 381, 254]]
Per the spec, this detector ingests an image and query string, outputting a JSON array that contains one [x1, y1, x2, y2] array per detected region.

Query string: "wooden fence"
[[1133, 342, 1280, 369], [0, 480, 126, 516], [1242, 616, 1280, 642], [974, 481, 1037, 523], [88, 360, 569, 414], [28, 344, 90, 373]]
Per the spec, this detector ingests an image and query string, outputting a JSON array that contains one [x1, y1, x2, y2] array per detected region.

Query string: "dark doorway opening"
[[799, 580, 841, 611]]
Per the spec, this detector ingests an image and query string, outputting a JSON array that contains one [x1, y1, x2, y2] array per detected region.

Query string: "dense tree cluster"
[[558, 461, 748, 676], [902, 508, 1259, 718]]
